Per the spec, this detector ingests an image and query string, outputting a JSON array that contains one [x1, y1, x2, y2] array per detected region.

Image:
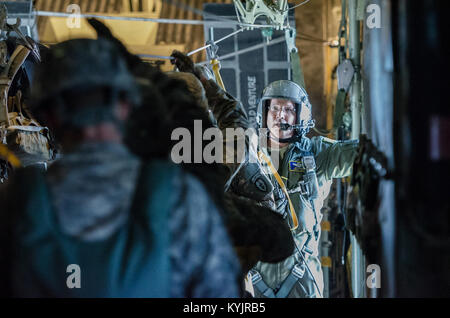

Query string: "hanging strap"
[[333, 89, 347, 129], [290, 51, 306, 89], [285, 28, 306, 89], [258, 150, 298, 230]]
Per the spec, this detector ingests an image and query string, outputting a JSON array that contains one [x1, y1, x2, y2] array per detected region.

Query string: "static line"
[[196, 36, 286, 65], [138, 29, 280, 60], [187, 28, 245, 57]]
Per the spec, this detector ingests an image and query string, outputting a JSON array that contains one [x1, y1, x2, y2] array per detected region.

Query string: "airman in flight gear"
[[249, 80, 359, 298]]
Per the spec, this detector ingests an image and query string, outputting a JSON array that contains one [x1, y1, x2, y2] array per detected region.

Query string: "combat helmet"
[[30, 38, 139, 126], [257, 80, 315, 142]]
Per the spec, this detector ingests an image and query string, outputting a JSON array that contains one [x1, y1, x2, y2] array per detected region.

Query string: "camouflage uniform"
[[169, 51, 275, 206], [202, 79, 275, 206]]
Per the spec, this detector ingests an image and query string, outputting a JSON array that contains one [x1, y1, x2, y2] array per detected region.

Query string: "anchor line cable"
[[139, 32, 289, 62], [196, 36, 286, 65], [137, 31, 329, 63], [195, 30, 331, 64], [187, 28, 244, 57]]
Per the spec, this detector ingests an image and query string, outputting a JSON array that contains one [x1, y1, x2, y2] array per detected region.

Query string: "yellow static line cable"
[[258, 150, 298, 231], [210, 59, 226, 91]]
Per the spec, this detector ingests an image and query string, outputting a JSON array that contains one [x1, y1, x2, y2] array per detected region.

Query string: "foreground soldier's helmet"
[[257, 80, 315, 139], [30, 38, 139, 117]]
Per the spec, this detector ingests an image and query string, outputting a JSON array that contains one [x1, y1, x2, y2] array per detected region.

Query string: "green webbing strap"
[[333, 89, 347, 130], [290, 50, 306, 89]]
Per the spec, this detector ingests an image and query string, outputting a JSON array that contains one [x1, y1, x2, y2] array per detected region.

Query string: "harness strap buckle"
[[292, 263, 306, 279], [250, 270, 262, 284], [299, 180, 309, 196]]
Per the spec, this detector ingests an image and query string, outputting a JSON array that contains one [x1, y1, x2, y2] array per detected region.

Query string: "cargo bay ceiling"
[[33, 0, 235, 69]]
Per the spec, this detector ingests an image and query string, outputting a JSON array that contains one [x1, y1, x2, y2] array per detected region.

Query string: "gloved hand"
[[170, 50, 197, 75], [170, 50, 216, 84]]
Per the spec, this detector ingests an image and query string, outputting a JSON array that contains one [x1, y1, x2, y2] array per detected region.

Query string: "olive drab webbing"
[[285, 28, 306, 89]]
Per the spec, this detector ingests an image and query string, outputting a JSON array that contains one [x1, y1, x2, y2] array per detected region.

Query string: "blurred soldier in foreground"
[[0, 38, 240, 297]]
